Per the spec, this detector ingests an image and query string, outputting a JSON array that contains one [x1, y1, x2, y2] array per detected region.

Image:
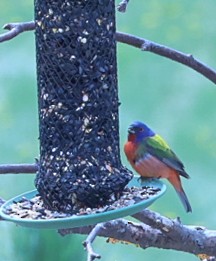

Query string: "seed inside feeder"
[[82, 94, 89, 102]]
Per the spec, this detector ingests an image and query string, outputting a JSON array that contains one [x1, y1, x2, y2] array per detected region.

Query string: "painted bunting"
[[124, 121, 192, 212]]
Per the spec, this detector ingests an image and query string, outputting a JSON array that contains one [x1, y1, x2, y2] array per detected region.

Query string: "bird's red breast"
[[124, 140, 137, 166]]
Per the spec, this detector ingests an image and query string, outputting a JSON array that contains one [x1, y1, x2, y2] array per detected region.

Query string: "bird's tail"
[[168, 173, 192, 213], [175, 188, 192, 213]]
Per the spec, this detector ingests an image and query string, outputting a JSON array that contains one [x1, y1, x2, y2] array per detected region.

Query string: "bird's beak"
[[128, 126, 135, 134]]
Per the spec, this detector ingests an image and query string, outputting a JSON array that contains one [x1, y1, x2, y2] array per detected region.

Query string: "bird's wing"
[[135, 134, 190, 179]]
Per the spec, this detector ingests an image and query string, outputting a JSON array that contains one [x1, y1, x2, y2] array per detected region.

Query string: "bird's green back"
[[135, 134, 190, 179]]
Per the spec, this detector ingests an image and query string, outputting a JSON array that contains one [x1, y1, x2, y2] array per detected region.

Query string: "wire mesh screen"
[[34, 0, 133, 213]]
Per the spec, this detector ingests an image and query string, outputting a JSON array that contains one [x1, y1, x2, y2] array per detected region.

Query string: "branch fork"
[[83, 223, 104, 261]]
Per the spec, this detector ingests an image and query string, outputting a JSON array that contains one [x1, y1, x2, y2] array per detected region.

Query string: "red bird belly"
[[124, 142, 182, 191], [134, 154, 170, 179]]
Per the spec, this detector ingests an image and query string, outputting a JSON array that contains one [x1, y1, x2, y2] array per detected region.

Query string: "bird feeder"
[[0, 0, 166, 228], [34, 0, 133, 213]]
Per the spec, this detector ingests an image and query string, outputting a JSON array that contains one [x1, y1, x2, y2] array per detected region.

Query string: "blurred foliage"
[[0, 1, 215, 261]]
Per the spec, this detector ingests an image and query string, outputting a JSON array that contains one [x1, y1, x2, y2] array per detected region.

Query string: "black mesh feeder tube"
[[34, 0, 133, 213]]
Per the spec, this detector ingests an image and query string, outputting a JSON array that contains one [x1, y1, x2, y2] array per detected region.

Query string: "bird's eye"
[[139, 127, 144, 132]]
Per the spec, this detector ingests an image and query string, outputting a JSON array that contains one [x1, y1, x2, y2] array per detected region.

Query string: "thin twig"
[[116, 32, 216, 84], [117, 0, 130, 12], [0, 163, 38, 174], [0, 21, 35, 43], [83, 223, 104, 261], [1, 21, 216, 84]]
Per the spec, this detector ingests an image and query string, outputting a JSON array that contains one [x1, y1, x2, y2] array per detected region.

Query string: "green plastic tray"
[[0, 177, 166, 229]]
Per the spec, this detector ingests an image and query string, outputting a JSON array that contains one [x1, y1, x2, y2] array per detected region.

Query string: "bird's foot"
[[138, 176, 156, 185]]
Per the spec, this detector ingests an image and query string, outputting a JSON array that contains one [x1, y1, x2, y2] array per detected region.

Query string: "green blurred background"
[[0, 1, 215, 260]]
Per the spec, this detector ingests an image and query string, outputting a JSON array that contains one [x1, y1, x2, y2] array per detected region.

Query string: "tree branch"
[[132, 210, 216, 255], [83, 223, 104, 261], [0, 21, 35, 43], [116, 32, 216, 84], [59, 214, 216, 257], [0, 163, 38, 174], [0, 21, 216, 84]]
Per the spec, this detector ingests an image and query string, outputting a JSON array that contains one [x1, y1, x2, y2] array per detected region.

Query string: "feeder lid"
[[0, 177, 166, 229]]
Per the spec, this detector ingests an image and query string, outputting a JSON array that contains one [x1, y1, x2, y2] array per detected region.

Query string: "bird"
[[124, 121, 192, 213]]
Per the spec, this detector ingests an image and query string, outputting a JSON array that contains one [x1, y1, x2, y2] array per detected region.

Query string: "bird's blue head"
[[128, 121, 155, 142]]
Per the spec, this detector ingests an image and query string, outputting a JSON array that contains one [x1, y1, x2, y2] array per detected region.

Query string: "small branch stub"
[[0, 21, 35, 43], [117, 0, 130, 13]]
